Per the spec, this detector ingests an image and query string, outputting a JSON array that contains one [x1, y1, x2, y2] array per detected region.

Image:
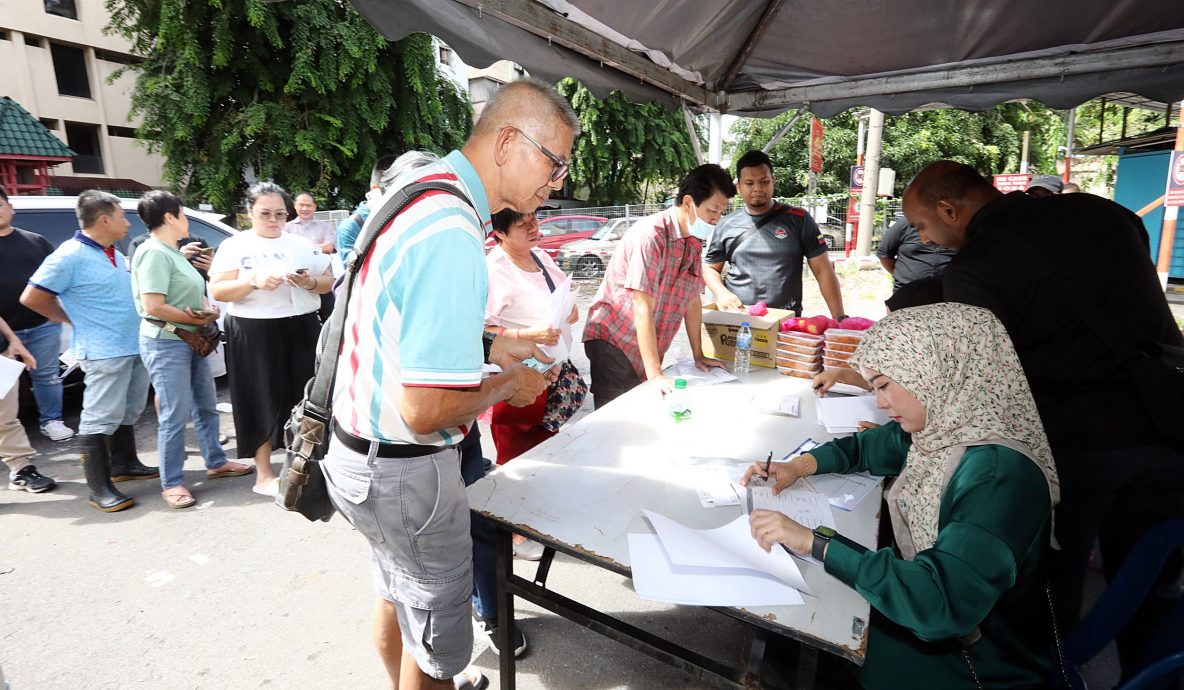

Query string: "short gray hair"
[[378, 150, 440, 191], [76, 190, 122, 228]]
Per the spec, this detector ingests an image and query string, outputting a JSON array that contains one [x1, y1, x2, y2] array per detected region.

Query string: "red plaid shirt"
[[583, 209, 705, 379]]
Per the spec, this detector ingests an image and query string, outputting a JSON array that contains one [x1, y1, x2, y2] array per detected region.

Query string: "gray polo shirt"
[[705, 203, 829, 314], [284, 216, 336, 246], [876, 217, 956, 292]]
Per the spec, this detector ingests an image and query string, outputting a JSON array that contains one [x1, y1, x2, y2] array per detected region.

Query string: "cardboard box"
[[700, 303, 792, 369]]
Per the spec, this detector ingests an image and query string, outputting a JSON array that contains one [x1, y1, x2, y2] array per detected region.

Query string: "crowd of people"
[[2, 76, 1181, 690]]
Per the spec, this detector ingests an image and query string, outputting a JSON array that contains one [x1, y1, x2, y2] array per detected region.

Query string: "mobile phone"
[[293, 268, 310, 276], [198, 246, 217, 256], [191, 308, 216, 318]]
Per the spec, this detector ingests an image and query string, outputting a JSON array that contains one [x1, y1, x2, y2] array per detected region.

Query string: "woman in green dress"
[[745, 303, 1061, 689]]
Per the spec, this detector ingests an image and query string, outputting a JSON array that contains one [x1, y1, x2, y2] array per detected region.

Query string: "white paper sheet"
[[628, 532, 805, 606], [691, 463, 750, 508], [806, 472, 883, 511], [0, 355, 25, 399], [540, 276, 577, 363], [662, 358, 739, 385], [827, 382, 872, 396], [815, 395, 889, 433], [642, 510, 813, 595], [746, 487, 837, 533]]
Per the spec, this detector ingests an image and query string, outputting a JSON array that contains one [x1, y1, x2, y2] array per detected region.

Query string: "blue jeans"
[[460, 426, 498, 622], [78, 355, 149, 435], [13, 321, 64, 425], [139, 336, 227, 489]]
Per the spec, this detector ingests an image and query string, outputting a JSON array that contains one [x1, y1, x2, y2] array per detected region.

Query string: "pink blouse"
[[485, 246, 567, 329]]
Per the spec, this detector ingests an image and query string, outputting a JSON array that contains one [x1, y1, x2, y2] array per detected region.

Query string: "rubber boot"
[[108, 424, 159, 482], [80, 433, 134, 512]]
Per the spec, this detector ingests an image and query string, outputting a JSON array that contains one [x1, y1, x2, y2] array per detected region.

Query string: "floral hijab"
[[848, 303, 1060, 559]]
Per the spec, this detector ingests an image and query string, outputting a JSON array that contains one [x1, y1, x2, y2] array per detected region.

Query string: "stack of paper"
[[806, 472, 882, 512], [628, 510, 809, 606], [662, 359, 738, 385], [814, 395, 889, 434]]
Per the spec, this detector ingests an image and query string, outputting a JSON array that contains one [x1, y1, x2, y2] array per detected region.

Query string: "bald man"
[[322, 79, 577, 690], [903, 160, 1184, 674]]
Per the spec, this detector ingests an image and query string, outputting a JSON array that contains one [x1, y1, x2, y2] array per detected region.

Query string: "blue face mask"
[[688, 206, 713, 241]]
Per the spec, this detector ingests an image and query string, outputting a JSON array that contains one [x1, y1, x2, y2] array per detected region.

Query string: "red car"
[[484, 214, 608, 258]]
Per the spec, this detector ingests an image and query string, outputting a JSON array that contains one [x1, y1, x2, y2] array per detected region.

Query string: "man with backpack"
[[704, 150, 846, 318]]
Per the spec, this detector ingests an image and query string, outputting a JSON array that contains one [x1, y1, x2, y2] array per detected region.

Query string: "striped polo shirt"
[[332, 150, 491, 446]]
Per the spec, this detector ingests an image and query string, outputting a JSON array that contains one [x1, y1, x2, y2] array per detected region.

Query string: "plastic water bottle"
[[668, 378, 692, 422], [734, 322, 753, 375]]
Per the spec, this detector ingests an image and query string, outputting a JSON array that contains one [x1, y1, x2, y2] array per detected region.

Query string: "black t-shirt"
[[876, 216, 955, 292], [943, 191, 1182, 452], [0, 227, 55, 331], [705, 203, 828, 314]]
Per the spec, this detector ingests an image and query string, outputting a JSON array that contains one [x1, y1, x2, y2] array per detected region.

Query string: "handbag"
[[146, 318, 222, 357], [527, 252, 588, 432], [278, 181, 474, 522], [541, 359, 587, 432]]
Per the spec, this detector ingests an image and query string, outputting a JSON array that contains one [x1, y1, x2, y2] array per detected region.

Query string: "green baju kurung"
[[812, 423, 1053, 689]]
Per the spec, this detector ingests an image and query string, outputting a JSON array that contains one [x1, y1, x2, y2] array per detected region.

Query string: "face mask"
[[364, 186, 384, 208], [687, 205, 713, 241]]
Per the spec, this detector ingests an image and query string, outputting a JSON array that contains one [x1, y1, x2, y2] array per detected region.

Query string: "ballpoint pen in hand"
[[764, 451, 772, 479]]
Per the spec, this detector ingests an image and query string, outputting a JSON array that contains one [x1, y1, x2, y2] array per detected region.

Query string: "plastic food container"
[[778, 366, 819, 379], [825, 329, 866, 346], [777, 341, 824, 356], [779, 332, 825, 348], [777, 357, 822, 373], [825, 340, 860, 354], [775, 348, 823, 364], [823, 355, 852, 369], [824, 347, 853, 362]]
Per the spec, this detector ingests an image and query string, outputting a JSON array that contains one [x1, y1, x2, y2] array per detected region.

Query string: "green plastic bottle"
[[668, 378, 692, 422]]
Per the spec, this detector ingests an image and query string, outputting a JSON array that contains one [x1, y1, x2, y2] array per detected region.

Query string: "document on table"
[[827, 382, 872, 396], [540, 275, 578, 363], [0, 355, 25, 399], [691, 462, 750, 508], [815, 395, 889, 433], [628, 532, 805, 606], [744, 486, 836, 532], [807, 472, 882, 511], [642, 509, 813, 596], [662, 359, 738, 385]]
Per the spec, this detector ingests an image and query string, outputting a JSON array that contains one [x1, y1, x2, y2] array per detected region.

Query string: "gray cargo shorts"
[[322, 436, 473, 680]]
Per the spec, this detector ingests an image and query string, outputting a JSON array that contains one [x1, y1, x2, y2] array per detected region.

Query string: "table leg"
[[795, 644, 819, 690], [743, 627, 768, 688], [532, 546, 556, 587], [496, 526, 516, 690]]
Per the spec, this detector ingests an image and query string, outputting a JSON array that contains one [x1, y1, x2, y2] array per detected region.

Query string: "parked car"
[[534, 214, 607, 258], [8, 196, 238, 409], [555, 217, 633, 277]]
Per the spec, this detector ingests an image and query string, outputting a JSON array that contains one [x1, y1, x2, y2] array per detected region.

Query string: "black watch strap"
[[812, 526, 836, 562], [482, 331, 496, 364]]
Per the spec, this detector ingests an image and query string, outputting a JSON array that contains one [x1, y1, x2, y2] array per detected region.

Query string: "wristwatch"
[[482, 331, 497, 364], [811, 525, 837, 561], [249, 275, 260, 290]]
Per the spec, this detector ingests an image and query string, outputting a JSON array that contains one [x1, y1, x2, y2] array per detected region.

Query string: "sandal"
[[206, 462, 254, 479], [161, 487, 197, 509], [452, 667, 488, 690]]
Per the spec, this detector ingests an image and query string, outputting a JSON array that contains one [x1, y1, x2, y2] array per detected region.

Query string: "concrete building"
[[469, 60, 527, 119], [0, 0, 165, 189]]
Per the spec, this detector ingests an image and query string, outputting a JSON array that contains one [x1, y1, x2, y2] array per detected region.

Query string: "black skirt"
[[224, 313, 320, 459]]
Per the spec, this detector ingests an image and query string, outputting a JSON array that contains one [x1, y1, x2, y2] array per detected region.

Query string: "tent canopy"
[[350, 0, 1184, 118]]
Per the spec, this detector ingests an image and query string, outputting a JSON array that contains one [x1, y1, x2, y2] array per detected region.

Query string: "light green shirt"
[[131, 237, 206, 340]]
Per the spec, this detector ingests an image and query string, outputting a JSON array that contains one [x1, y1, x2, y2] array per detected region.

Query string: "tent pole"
[[683, 106, 704, 165], [760, 105, 807, 153]]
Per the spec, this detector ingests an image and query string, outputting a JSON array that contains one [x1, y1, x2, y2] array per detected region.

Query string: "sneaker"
[[512, 538, 546, 561], [9, 465, 57, 493], [481, 618, 528, 658], [39, 420, 75, 442]]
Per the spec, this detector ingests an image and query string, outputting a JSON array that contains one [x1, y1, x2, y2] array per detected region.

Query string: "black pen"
[[763, 451, 773, 479]]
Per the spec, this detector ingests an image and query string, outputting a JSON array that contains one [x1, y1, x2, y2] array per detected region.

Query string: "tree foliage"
[[726, 102, 1081, 198], [106, 0, 472, 212], [557, 79, 700, 205]]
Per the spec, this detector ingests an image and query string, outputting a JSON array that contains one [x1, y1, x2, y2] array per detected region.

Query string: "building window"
[[0, 31, 9, 41], [514, 66, 525, 79], [39, 118, 59, 131], [438, 46, 452, 66], [25, 34, 44, 47], [107, 125, 137, 138], [65, 122, 103, 173], [94, 49, 140, 66], [44, 0, 78, 20], [51, 43, 91, 98]]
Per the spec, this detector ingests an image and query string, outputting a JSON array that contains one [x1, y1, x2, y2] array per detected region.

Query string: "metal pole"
[[708, 111, 723, 165], [1155, 100, 1184, 289], [1020, 131, 1030, 174], [761, 105, 808, 153], [1063, 108, 1076, 182], [683, 106, 704, 165], [855, 109, 884, 257], [856, 116, 866, 167]]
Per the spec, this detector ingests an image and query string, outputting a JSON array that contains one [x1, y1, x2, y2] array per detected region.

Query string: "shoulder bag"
[[528, 251, 588, 432]]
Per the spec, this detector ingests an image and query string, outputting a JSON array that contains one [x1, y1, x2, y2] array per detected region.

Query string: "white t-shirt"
[[210, 231, 331, 318]]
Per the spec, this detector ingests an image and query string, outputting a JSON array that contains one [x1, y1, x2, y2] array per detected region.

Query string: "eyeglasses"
[[512, 127, 569, 183], [256, 210, 288, 221]]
